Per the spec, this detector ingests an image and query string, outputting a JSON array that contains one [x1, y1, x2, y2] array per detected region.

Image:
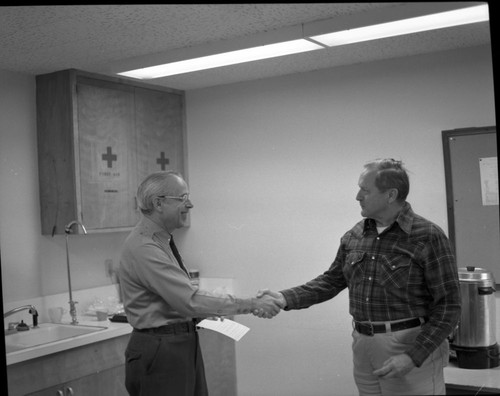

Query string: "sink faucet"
[[65, 220, 87, 325], [4, 305, 39, 328]]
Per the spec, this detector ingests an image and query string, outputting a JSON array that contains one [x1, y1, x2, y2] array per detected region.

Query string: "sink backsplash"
[[3, 284, 121, 328]]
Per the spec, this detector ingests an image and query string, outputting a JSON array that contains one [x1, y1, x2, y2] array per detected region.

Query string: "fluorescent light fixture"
[[118, 39, 323, 79], [118, 4, 489, 80], [310, 4, 489, 47]]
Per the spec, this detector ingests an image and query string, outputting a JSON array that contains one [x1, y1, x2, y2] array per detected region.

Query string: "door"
[[77, 81, 139, 230], [134, 87, 185, 182]]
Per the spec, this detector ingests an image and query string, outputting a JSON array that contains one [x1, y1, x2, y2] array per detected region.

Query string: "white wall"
[[184, 45, 496, 396], [0, 44, 496, 395], [0, 71, 41, 299], [0, 71, 129, 302]]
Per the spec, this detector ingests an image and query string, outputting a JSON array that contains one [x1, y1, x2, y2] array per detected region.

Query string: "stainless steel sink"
[[5, 323, 107, 353]]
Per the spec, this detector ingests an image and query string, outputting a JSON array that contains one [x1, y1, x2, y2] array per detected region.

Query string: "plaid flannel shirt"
[[281, 202, 461, 367]]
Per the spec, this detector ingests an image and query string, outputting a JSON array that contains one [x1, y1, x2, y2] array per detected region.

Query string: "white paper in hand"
[[197, 318, 250, 341]]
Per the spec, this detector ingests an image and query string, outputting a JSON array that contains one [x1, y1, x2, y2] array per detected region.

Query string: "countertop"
[[4, 280, 233, 367], [445, 360, 500, 392], [6, 316, 133, 366]]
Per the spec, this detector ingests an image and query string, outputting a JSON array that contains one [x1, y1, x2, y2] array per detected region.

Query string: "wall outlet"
[[104, 259, 113, 278]]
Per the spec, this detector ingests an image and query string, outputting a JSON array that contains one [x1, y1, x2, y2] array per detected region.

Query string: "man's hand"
[[252, 289, 286, 318], [372, 353, 415, 378]]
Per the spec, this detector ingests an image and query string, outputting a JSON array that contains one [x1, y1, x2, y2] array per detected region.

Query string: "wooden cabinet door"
[[27, 365, 126, 396], [26, 383, 64, 395], [134, 87, 185, 181], [76, 82, 140, 230], [199, 330, 237, 396], [83, 365, 127, 395]]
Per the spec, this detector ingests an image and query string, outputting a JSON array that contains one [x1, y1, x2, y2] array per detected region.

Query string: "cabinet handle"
[[65, 387, 74, 396], [56, 391, 64, 396]]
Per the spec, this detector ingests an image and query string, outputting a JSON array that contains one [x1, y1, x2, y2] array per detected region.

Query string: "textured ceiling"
[[0, 3, 492, 90]]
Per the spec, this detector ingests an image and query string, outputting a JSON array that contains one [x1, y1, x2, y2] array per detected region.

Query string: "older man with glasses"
[[119, 170, 283, 396]]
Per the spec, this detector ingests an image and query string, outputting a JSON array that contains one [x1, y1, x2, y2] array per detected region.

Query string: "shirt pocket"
[[378, 254, 411, 288], [343, 251, 365, 285]]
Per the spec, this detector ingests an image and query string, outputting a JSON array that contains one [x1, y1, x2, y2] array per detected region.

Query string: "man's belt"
[[354, 317, 428, 336], [134, 321, 195, 335]]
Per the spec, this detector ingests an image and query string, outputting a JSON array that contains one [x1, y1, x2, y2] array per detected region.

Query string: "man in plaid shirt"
[[258, 158, 461, 395]]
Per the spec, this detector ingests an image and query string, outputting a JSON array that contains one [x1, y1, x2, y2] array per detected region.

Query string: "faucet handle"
[[16, 320, 30, 331]]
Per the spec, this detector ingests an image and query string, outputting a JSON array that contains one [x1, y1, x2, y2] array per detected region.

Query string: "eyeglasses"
[[157, 193, 191, 204]]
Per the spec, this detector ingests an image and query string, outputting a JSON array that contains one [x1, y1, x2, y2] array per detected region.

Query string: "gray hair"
[[136, 171, 184, 215], [363, 158, 410, 202]]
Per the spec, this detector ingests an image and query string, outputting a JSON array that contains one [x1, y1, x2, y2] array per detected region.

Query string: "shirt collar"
[[138, 216, 172, 242], [362, 202, 414, 235], [394, 202, 414, 234]]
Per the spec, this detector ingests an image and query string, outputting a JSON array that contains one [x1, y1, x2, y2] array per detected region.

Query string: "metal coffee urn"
[[451, 266, 499, 369]]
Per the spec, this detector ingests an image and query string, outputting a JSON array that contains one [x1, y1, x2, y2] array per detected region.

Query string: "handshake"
[[251, 289, 286, 319]]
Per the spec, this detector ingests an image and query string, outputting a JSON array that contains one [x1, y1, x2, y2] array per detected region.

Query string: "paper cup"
[[96, 310, 108, 321], [48, 307, 64, 323]]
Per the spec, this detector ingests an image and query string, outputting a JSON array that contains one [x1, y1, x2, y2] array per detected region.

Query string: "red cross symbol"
[[156, 151, 170, 170], [102, 146, 117, 168]]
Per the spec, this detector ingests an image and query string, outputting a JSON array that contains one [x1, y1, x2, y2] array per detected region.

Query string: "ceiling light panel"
[[118, 39, 323, 79], [310, 4, 489, 47]]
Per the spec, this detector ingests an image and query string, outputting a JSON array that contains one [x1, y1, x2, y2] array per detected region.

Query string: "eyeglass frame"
[[156, 193, 191, 204]]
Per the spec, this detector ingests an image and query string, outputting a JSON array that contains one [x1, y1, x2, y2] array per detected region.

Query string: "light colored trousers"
[[352, 326, 449, 396]]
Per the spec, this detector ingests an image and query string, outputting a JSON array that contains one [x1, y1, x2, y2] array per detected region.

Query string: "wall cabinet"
[[36, 69, 186, 235]]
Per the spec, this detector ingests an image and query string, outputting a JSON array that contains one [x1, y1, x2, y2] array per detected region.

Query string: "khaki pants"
[[352, 326, 449, 396]]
